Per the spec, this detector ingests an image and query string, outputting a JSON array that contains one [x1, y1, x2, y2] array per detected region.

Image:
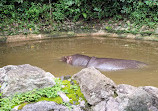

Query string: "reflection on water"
[[0, 37, 158, 87]]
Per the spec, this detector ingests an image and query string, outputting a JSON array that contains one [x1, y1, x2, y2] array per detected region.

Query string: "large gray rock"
[[140, 86, 158, 110], [72, 67, 116, 105], [0, 64, 55, 97], [72, 67, 158, 111], [12, 101, 83, 111], [119, 88, 153, 111], [103, 84, 158, 111], [13, 101, 69, 111]]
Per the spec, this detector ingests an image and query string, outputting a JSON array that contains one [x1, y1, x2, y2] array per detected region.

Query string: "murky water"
[[0, 37, 158, 87]]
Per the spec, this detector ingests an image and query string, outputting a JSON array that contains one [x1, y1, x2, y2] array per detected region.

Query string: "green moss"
[[18, 102, 28, 110], [37, 97, 63, 104], [61, 80, 86, 105], [51, 97, 63, 104], [37, 79, 86, 105]]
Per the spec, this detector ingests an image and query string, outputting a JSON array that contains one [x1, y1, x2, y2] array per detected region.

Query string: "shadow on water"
[[0, 36, 158, 87]]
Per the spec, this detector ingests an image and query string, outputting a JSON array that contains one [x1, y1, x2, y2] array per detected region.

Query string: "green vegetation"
[[0, 78, 86, 111], [106, 27, 154, 36], [0, 0, 158, 35]]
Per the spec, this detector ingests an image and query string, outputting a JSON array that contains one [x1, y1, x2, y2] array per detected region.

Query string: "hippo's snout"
[[61, 56, 67, 62]]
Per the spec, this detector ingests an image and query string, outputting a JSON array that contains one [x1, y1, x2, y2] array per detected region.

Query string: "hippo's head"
[[61, 54, 91, 67], [61, 56, 73, 64]]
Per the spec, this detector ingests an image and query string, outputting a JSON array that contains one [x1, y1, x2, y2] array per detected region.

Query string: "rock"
[[106, 97, 119, 111], [140, 86, 158, 109], [92, 84, 132, 111], [148, 106, 158, 111], [79, 100, 86, 108], [141, 86, 158, 98], [13, 101, 69, 111], [122, 88, 153, 111], [52, 68, 158, 111], [58, 91, 70, 103], [60, 75, 71, 81], [91, 101, 106, 111], [104, 84, 158, 111], [2, 65, 158, 111], [0, 64, 55, 97], [116, 84, 137, 95], [12, 101, 84, 111], [126, 34, 136, 39], [12, 106, 19, 111], [72, 67, 116, 105], [155, 28, 158, 35], [71, 105, 84, 111], [119, 27, 127, 31]]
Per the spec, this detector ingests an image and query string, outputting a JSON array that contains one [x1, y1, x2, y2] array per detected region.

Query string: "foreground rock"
[[12, 101, 83, 111], [0, 64, 55, 97], [72, 67, 158, 111], [72, 67, 116, 105], [1, 65, 158, 111], [108, 84, 158, 111]]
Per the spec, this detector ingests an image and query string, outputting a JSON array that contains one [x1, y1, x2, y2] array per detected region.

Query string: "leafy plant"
[[0, 0, 158, 35]]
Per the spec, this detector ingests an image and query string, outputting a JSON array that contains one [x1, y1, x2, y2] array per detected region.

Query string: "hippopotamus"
[[61, 54, 147, 71]]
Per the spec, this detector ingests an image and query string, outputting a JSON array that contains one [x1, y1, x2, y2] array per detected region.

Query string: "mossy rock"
[[0, 78, 86, 111]]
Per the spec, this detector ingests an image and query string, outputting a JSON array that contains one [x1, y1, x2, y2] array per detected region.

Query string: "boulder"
[[72, 67, 158, 111], [105, 85, 158, 111], [118, 88, 153, 111], [72, 67, 116, 105], [12, 101, 68, 111], [0, 64, 55, 97], [140, 86, 158, 109], [12, 101, 83, 111], [117, 85, 158, 110], [91, 84, 158, 111]]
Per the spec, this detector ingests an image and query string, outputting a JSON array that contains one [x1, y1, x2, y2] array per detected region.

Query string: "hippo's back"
[[87, 57, 147, 71]]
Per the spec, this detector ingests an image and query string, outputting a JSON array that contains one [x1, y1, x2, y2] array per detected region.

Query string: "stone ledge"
[[1, 30, 158, 43]]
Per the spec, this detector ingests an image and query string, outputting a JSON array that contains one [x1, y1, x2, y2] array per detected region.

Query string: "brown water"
[[0, 37, 158, 87]]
